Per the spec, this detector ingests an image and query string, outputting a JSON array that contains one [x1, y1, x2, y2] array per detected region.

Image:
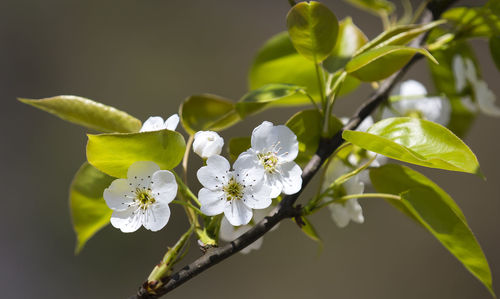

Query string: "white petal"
[[251, 121, 299, 162], [110, 208, 143, 233], [328, 203, 351, 228], [279, 162, 303, 195], [140, 116, 166, 132], [460, 96, 478, 113], [224, 199, 253, 226], [265, 174, 283, 198], [151, 170, 177, 204], [346, 198, 364, 224], [392, 80, 428, 98], [196, 155, 230, 190], [193, 131, 224, 159], [164, 114, 180, 131], [143, 202, 171, 231], [242, 180, 272, 209], [475, 80, 500, 117], [219, 216, 239, 241], [464, 58, 478, 83], [199, 188, 226, 216], [381, 107, 396, 120], [234, 151, 264, 182], [103, 178, 135, 211], [127, 161, 160, 182], [453, 55, 467, 92]]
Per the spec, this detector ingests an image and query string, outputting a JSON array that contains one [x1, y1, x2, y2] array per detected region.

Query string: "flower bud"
[[193, 131, 224, 159]]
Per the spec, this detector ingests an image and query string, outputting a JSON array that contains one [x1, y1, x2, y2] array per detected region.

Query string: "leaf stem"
[[182, 135, 194, 184], [314, 61, 326, 111], [312, 193, 401, 213]]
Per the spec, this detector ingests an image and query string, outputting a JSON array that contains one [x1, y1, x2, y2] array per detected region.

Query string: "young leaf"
[[342, 0, 394, 16], [343, 117, 481, 175], [490, 36, 500, 71], [87, 129, 186, 178], [286, 1, 339, 63], [323, 17, 368, 73], [293, 215, 322, 244], [180, 94, 240, 135], [236, 84, 307, 118], [19, 95, 142, 133], [346, 46, 437, 82], [370, 165, 495, 297], [228, 137, 251, 163], [70, 163, 114, 254], [355, 21, 445, 55], [286, 109, 343, 167]]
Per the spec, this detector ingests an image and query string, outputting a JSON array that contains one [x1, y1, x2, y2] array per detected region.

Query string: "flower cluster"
[[453, 55, 500, 117]]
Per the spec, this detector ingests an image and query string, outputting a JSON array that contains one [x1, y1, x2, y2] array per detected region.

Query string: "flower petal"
[[475, 80, 500, 117], [279, 162, 303, 195], [143, 202, 171, 232], [264, 173, 283, 198], [110, 208, 143, 233], [251, 121, 299, 161], [165, 114, 180, 131], [328, 202, 351, 228], [224, 199, 253, 226], [151, 170, 177, 204], [103, 178, 134, 211], [127, 161, 160, 183], [199, 188, 226, 216], [197, 155, 230, 190], [242, 180, 272, 209], [140, 116, 166, 132]]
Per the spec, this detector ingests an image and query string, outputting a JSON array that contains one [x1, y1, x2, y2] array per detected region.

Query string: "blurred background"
[[1, 0, 499, 298]]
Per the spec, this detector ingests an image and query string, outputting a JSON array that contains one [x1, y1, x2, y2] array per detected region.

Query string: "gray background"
[[1, 0, 499, 298]]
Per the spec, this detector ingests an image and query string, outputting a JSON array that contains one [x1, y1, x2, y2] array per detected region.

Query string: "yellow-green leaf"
[[87, 129, 186, 178], [70, 163, 114, 254], [19, 95, 141, 133], [343, 117, 481, 175]]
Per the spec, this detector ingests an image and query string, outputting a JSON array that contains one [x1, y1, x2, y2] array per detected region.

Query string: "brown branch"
[[129, 1, 457, 298]]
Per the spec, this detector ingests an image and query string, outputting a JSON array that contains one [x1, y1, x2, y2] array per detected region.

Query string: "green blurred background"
[[2, 0, 499, 298]]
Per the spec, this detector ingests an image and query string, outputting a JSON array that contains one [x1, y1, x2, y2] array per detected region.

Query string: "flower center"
[[135, 188, 156, 209], [223, 177, 243, 201], [258, 152, 278, 173]]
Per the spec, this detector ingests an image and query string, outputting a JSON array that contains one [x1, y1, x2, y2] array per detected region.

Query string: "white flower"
[[322, 158, 365, 228], [218, 207, 270, 254], [452, 55, 500, 117], [382, 80, 451, 126], [140, 114, 180, 132], [236, 121, 302, 198], [193, 131, 224, 159], [103, 161, 177, 233], [197, 155, 272, 226]]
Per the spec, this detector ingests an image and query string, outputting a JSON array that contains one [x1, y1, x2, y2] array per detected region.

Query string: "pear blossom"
[[197, 155, 272, 226], [236, 121, 302, 198], [103, 161, 177, 232], [140, 114, 180, 132], [382, 80, 451, 126], [322, 158, 365, 228], [452, 55, 500, 117], [193, 131, 224, 159]]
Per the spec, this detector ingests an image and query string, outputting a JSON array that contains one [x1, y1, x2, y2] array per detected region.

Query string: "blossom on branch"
[[193, 131, 224, 159], [103, 161, 178, 232], [236, 121, 302, 198], [140, 114, 180, 132], [197, 155, 272, 226]]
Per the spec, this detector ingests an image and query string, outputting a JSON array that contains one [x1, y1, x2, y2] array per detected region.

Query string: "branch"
[[130, 2, 457, 298]]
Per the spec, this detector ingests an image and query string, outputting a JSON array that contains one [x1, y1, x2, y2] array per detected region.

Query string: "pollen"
[[258, 152, 279, 173], [222, 177, 243, 201], [135, 188, 156, 209]]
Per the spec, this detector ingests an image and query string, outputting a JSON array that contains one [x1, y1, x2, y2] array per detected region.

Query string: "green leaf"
[[490, 36, 500, 71], [286, 1, 339, 62], [346, 46, 437, 82], [236, 84, 307, 118], [180, 94, 240, 135], [428, 37, 478, 137], [323, 17, 368, 73], [370, 164, 495, 297], [19, 95, 142, 133], [443, 6, 500, 39], [355, 21, 445, 55], [87, 129, 186, 178], [342, 0, 394, 16], [342, 117, 481, 175], [228, 137, 251, 163], [70, 163, 114, 254], [293, 215, 322, 243], [286, 109, 343, 167]]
